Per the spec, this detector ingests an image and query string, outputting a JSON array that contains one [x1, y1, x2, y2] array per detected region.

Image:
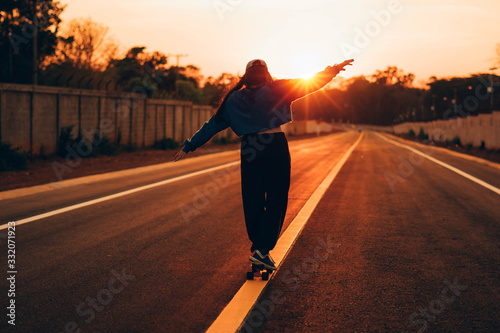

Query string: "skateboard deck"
[[247, 262, 274, 281]]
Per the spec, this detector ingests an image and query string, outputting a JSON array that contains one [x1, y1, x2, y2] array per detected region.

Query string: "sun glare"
[[286, 51, 322, 79]]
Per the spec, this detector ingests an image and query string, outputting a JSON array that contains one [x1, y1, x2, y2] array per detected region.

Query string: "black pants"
[[240, 132, 291, 254]]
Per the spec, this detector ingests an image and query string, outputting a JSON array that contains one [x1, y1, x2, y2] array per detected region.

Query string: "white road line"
[[206, 132, 364, 333], [0, 161, 240, 230], [0, 150, 240, 200], [376, 132, 500, 196]]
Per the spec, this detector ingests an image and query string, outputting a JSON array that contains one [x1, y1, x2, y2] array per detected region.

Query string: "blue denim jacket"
[[182, 69, 335, 153]]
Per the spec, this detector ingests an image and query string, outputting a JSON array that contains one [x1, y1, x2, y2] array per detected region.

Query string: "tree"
[[201, 73, 237, 106], [371, 66, 415, 87], [181, 65, 203, 87], [43, 16, 118, 71], [291, 67, 424, 125], [424, 75, 493, 120], [176, 80, 202, 102], [40, 17, 121, 88], [105, 46, 171, 96], [0, 0, 64, 83]]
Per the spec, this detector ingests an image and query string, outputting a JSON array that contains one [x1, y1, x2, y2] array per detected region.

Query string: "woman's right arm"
[[272, 59, 354, 103], [174, 115, 230, 161]]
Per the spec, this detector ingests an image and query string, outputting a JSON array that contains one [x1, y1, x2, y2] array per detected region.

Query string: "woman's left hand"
[[174, 150, 187, 162], [328, 59, 354, 76]]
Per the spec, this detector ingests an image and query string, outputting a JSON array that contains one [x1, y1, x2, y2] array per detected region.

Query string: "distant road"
[[0, 130, 498, 332]]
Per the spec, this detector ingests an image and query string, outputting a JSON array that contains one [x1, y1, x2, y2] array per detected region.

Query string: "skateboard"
[[247, 263, 274, 281]]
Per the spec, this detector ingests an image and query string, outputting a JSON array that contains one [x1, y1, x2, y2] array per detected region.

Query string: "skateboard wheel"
[[262, 272, 269, 280], [247, 272, 254, 280]]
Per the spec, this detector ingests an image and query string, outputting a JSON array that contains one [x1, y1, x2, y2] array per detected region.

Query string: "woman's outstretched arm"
[[272, 59, 354, 102], [174, 115, 230, 161]]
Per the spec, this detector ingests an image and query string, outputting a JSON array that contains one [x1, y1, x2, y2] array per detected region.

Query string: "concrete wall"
[[390, 111, 500, 149], [0, 82, 371, 155], [351, 113, 500, 149], [0, 83, 218, 155], [282, 120, 338, 136]]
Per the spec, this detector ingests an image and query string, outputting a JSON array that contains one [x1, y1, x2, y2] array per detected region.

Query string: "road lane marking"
[[376, 132, 500, 196], [206, 132, 364, 333], [0, 161, 240, 230]]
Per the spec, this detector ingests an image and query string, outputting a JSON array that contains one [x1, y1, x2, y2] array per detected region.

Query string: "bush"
[[153, 138, 179, 150], [418, 128, 428, 140], [447, 136, 461, 146], [93, 136, 119, 156], [0, 142, 27, 171], [59, 125, 123, 157], [480, 141, 485, 150], [39, 145, 48, 159], [58, 125, 77, 157], [408, 129, 415, 138]]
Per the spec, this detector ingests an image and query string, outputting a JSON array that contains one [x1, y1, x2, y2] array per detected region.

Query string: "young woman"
[[174, 58, 353, 270]]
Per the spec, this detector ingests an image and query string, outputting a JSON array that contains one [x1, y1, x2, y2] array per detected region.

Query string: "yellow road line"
[[206, 132, 364, 333]]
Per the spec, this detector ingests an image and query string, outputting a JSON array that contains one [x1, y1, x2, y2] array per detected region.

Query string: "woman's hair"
[[213, 75, 246, 122], [245, 66, 273, 86], [213, 63, 273, 122]]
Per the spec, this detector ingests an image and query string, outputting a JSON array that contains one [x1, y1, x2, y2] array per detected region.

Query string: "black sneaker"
[[249, 250, 276, 270]]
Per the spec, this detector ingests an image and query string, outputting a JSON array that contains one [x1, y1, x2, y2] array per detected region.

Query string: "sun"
[[286, 51, 322, 79]]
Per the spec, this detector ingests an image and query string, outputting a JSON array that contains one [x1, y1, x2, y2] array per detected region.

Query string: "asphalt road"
[[243, 131, 500, 333], [0, 130, 498, 333]]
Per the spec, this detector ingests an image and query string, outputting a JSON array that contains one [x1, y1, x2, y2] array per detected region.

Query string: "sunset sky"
[[59, 0, 500, 84]]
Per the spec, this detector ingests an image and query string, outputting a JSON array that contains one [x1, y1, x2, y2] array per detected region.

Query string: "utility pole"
[[166, 53, 188, 67], [166, 54, 188, 99]]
